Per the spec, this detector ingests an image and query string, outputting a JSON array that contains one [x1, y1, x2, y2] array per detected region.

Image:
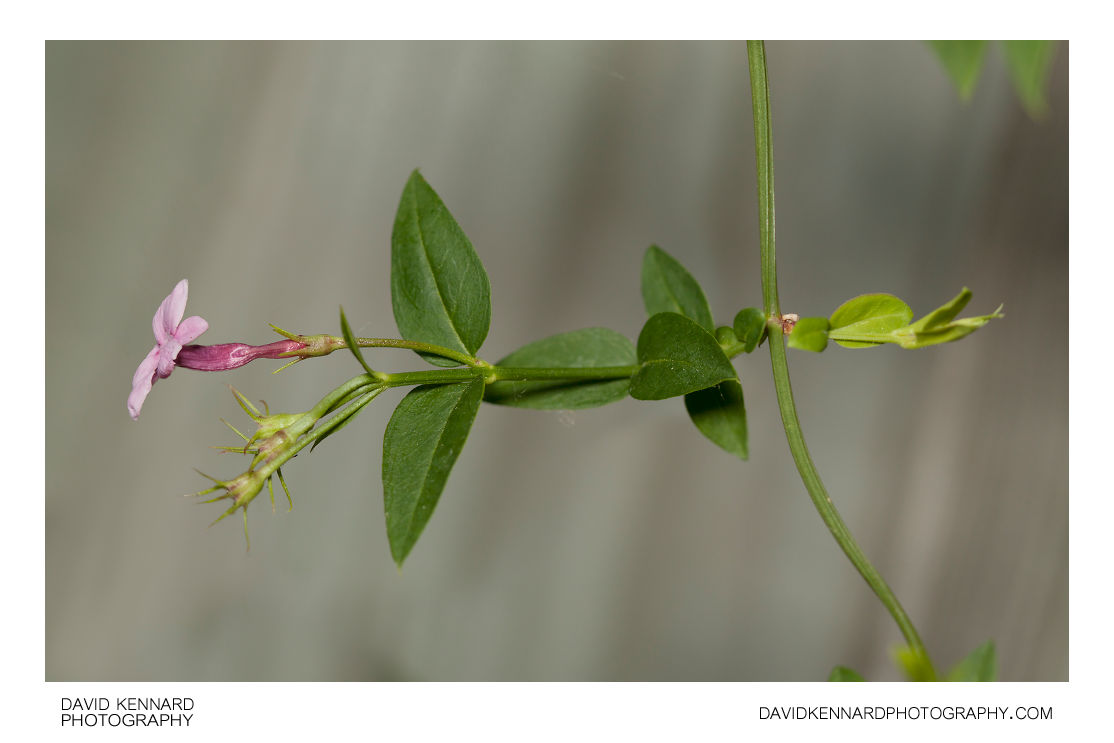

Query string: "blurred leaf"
[[391, 170, 491, 366], [1001, 41, 1058, 118], [786, 317, 830, 352], [641, 245, 715, 333], [893, 644, 936, 682], [630, 313, 737, 400], [945, 640, 997, 681], [684, 379, 748, 460], [828, 666, 866, 682], [484, 328, 636, 409], [829, 293, 913, 348], [733, 307, 768, 353], [928, 41, 989, 100], [382, 380, 484, 565]]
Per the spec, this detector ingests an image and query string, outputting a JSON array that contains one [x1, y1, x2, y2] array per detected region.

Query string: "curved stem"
[[747, 40, 935, 678]]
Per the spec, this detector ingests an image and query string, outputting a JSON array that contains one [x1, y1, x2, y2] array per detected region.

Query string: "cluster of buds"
[[190, 388, 315, 548]]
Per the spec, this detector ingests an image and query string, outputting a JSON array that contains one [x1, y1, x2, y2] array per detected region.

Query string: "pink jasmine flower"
[[129, 279, 209, 420], [129, 280, 308, 420]]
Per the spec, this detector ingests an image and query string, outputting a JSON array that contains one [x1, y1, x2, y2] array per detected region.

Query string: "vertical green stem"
[[746, 41, 935, 678]]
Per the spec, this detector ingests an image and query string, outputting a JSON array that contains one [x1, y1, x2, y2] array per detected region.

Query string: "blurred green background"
[[46, 41, 1066, 681]]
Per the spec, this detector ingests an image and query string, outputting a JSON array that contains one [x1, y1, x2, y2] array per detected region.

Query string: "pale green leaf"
[[641, 245, 715, 333], [829, 293, 913, 348], [945, 640, 997, 682], [786, 317, 830, 352], [630, 313, 737, 401], [484, 328, 636, 409], [928, 41, 989, 100], [893, 645, 936, 682], [391, 170, 491, 367], [1001, 41, 1058, 119], [827, 666, 866, 682], [382, 380, 484, 565]]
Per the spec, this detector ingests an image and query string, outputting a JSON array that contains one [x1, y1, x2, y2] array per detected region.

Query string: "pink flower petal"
[[152, 279, 189, 344], [156, 337, 183, 378], [173, 315, 209, 345], [128, 346, 161, 420]]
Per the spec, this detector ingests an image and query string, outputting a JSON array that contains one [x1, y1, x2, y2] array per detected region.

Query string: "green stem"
[[747, 40, 935, 678]]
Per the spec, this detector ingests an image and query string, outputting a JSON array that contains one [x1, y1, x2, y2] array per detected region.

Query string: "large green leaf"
[[684, 379, 748, 460], [828, 293, 914, 348], [945, 640, 997, 682], [630, 313, 737, 401], [827, 666, 866, 682], [641, 245, 715, 333], [1001, 41, 1058, 119], [382, 380, 484, 565], [484, 328, 636, 409], [928, 41, 989, 100], [391, 170, 491, 367]]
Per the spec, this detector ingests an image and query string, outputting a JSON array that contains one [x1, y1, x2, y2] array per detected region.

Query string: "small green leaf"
[[484, 328, 636, 410], [339, 306, 376, 377], [827, 666, 866, 682], [630, 313, 737, 401], [382, 379, 484, 565], [786, 317, 830, 352], [732, 307, 767, 353], [829, 293, 914, 348], [893, 644, 936, 682], [945, 640, 997, 682], [641, 245, 715, 333], [391, 170, 491, 367], [928, 41, 989, 100], [684, 379, 747, 460], [1001, 41, 1058, 119], [894, 289, 1003, 349]]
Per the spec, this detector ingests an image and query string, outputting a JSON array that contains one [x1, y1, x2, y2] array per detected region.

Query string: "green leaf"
[[828, 293, 913, 348], [391, 170, 491, 367], [339, 306, 376, 377], [484, 328, 636, 409], [786, 317, 830, 352], [382, 379, 484, 565], [893, 644, 936, 682], [630, 313, 737, 401], [928, 41, 989, 100], [684, 379, 747, 460], [827, 666, 866, 682], [894, 288, 1003, 349], [732, 307, 767, 353], [945, 640, 997, 682], [905, 287, 972, 333], [641, 245, 715, 333], [1001, 41, 1058, 119]]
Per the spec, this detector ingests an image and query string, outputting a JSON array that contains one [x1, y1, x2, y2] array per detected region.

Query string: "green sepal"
[[684, 379, 748, 460], [641, 245, 715, 333], [382, 379, 484, 566], [827, 666, 866, 682], [945, 640, 997, 682], [484, 328, 636, 410], [630, 313, 737, 401], [732, 307, 767, 353], [391, 170, 491, 367], [786, 317, 830, 352]]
